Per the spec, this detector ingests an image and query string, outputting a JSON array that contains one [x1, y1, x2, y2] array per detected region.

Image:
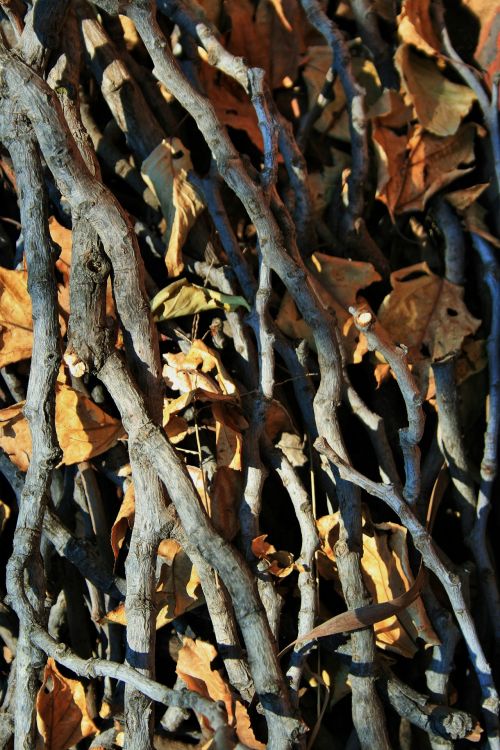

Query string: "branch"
[[315, 436, 500, 748], [351, 305, 424, 505]]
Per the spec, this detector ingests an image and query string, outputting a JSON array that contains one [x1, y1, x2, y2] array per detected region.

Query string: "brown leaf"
[[103, 540, 203, 628], [373, 122, 480, 217], [251, 534, 295, 577], [176, 637, 265, 749], [0, 267, 33, 367], [141, 139, 205, 277], [396, 45, 477, 136], [445, 183, 490, 212], [397, 0, 441, 56], [210, 466, 241, 541], [36, 658, 98, 750], [277, 253, 381, 363], [377, 262, 481, 365], [316, 512, 436, 656], [224, 0, 305, 89], [0, 383, 125, 471], [463, 0, 500, 91], [212, 402, 247, 471], [111, 483, 135, 560]]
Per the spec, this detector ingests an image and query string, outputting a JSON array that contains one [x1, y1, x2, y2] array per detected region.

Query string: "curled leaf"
[[151, 278, 250, 321]]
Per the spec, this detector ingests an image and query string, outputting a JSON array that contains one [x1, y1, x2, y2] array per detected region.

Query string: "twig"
[[263, 439, 319, 702], [351, 305, 424, 505]]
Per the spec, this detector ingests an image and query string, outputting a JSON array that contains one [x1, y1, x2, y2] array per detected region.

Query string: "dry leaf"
[[176, 637, 265, 749], [212, 402, 247, 471], [303, 48, 383, 140], [223, 0, 305, 90], [463, 0, 500, 91], [0, 383, 125, 472], [397, 0, 441, 56], [277, 253, 381, 363], [151, 278, 250, 321], [445, 183, 490, 212], [317, 511, 438, 656], [36, 658, 98, 750], [373, 122, 480, 217], [103, 539, 203, 628], [251, 534, 295, 577], [210, 466, 241, 541], [0, 498, 10, 534], [0, 267, 33, 367], [50, 216, 118, 326], [377, 262, 481, 364], [141, 139, 205, 277], [111, 483, 135, 560], [396, 45, 477, 136]]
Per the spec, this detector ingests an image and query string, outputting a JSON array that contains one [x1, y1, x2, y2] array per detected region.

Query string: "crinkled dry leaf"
[[141, 139, 205, 277], [176, 637, 265, 749], [277, 253, 381, 363], [212, 402, 247, 471], [373, 122, 479, 217], [36, 657, 98, 750], [317, 512, 437, 656], [397, 0, 440, 56], [396, 45, 477, 136], [377, 262, 481, 364], [463, 0, 500, 90], [151, 278, 250, 321], [445, 183, 490, 213], [210, 466, 241, 541], [0, 383, 125, 472], [103, 539, 203, 628], [111, 483, 135, 560], [251, 534, 295, 577], [0, 267, 33, 368], [223, 0, 305, 89]]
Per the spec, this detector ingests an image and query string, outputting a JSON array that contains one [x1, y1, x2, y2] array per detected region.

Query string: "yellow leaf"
[[151, 278, 250, 321], [177, 637, 265, 749], [377, 262, 481, 364], [0, 383, 125, 472], [141, 139, 205, 277], [36, 658, 98, 750], [396, 45, 477, 136]]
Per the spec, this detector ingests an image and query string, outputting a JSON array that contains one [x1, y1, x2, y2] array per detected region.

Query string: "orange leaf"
[[0, 383, 125, 472], [36, 658, 97, 750], [177, 637, 264, 749], [0, 267, 33, 367], [111, 483, 135, 560]]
